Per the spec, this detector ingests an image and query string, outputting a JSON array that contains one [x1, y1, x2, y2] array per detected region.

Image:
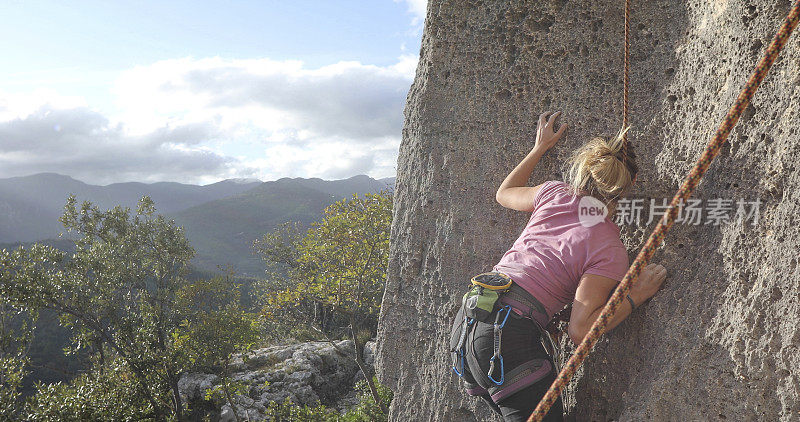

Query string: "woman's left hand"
[[534, 110, 567, 152]]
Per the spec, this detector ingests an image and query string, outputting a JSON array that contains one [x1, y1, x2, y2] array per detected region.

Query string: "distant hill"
[[379, 176, 396, 190], [290, 174, 394, 199], [172, 174, 394, 276], [0, 238, 77, 254], [0, 173, 261, 243], [0, 173, 395, 276]]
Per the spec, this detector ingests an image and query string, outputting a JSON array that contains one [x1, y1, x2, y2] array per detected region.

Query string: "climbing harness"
[[527, 2, 800, 421], [452, 272, 515, 382], [450, 272, 557, 402]]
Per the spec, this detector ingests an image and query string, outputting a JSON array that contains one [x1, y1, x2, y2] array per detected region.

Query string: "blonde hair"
[[565, 126, 639, 215]]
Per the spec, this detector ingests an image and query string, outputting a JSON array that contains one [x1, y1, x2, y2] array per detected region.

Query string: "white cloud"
[[0, 89, 87, 121], [395, 0, 428, 27], [252, 136, 399, 182], [111, 56, 414, 140], [0, 54, 416, 184], [0, 106, 249, 185]]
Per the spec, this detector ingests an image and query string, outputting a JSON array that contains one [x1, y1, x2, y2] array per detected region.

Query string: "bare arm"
[[496, 110, 567, 212], [568, 263, 667, 345]]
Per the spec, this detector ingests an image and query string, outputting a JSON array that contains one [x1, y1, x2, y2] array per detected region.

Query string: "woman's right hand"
[[630, 263, 667, 304], [534, 110, 567, 152]]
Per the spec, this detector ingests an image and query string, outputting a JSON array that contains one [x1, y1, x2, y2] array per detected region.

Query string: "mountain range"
[[0, 173, 395, 276]]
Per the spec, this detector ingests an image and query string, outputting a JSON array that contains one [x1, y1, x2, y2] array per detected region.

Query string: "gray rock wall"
[[375, 1, 800, 420]]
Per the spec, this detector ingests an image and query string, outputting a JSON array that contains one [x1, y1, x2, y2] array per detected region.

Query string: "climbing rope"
[[622, 0, 630, 143], [527, 2, 800, 421]]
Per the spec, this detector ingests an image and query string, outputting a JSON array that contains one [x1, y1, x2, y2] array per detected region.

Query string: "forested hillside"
[[0, 173, 260, 242], [0, 173, 394, 275], [0, 189, 394, 421], [173, 175, 394, 275]]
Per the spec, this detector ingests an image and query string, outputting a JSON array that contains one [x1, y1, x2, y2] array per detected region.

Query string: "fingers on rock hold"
[[539, 111, 550, 126], [548, 111, 562, 125]]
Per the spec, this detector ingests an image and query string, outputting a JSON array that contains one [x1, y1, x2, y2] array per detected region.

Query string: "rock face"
[[376, 1, 800, 421], [180, 340, 375, 421]]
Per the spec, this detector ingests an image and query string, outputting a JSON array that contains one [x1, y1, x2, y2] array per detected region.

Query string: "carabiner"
[[452, 316, 474, 377], [452, 349, 465, 377], [487, 354, 504, 385], [497, 305, 512, 329]]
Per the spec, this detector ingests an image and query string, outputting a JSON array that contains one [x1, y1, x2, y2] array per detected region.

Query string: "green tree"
[[254, 190, 392, 414], [0, 300, 36, 420], [259, 376, 392, 422], [0, 196, 194, 420], [25, 357, 155, 421], [173, 271, 261, 422]]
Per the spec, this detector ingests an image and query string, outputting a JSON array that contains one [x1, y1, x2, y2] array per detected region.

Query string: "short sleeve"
[[532, 180, 562, 212], [583, 245, 630, 282]]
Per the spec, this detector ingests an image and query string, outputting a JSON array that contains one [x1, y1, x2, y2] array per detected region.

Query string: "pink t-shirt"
[[492, 180, 629, 321]]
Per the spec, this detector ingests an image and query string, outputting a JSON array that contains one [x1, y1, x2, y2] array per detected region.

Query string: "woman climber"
[[449, 110, 667, 422]]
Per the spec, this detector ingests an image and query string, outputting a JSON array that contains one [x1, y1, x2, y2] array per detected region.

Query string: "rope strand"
[[527, 2, 800, 420], [623, 0, 630, 143]]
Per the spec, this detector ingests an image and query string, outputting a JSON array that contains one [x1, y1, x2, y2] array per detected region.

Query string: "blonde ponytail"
[[565, 126, 639, 214]]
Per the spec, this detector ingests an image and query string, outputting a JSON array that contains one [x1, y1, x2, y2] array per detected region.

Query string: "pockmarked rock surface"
[[376, 1, 800, 421]]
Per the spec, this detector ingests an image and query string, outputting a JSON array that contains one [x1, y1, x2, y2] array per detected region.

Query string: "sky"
[[0, 0, 427, 185]]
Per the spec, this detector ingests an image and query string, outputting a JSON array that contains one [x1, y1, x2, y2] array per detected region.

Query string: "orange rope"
[[528, 2, 800, 420], [623, 0, 630, 143]]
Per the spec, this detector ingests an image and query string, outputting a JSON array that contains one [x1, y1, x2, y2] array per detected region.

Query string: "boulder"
[[178, 373, 219, 403], [179, 339, 375, 420]]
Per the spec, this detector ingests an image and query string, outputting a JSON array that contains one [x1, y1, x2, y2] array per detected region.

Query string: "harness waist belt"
[[494, 273, 549, 329]]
